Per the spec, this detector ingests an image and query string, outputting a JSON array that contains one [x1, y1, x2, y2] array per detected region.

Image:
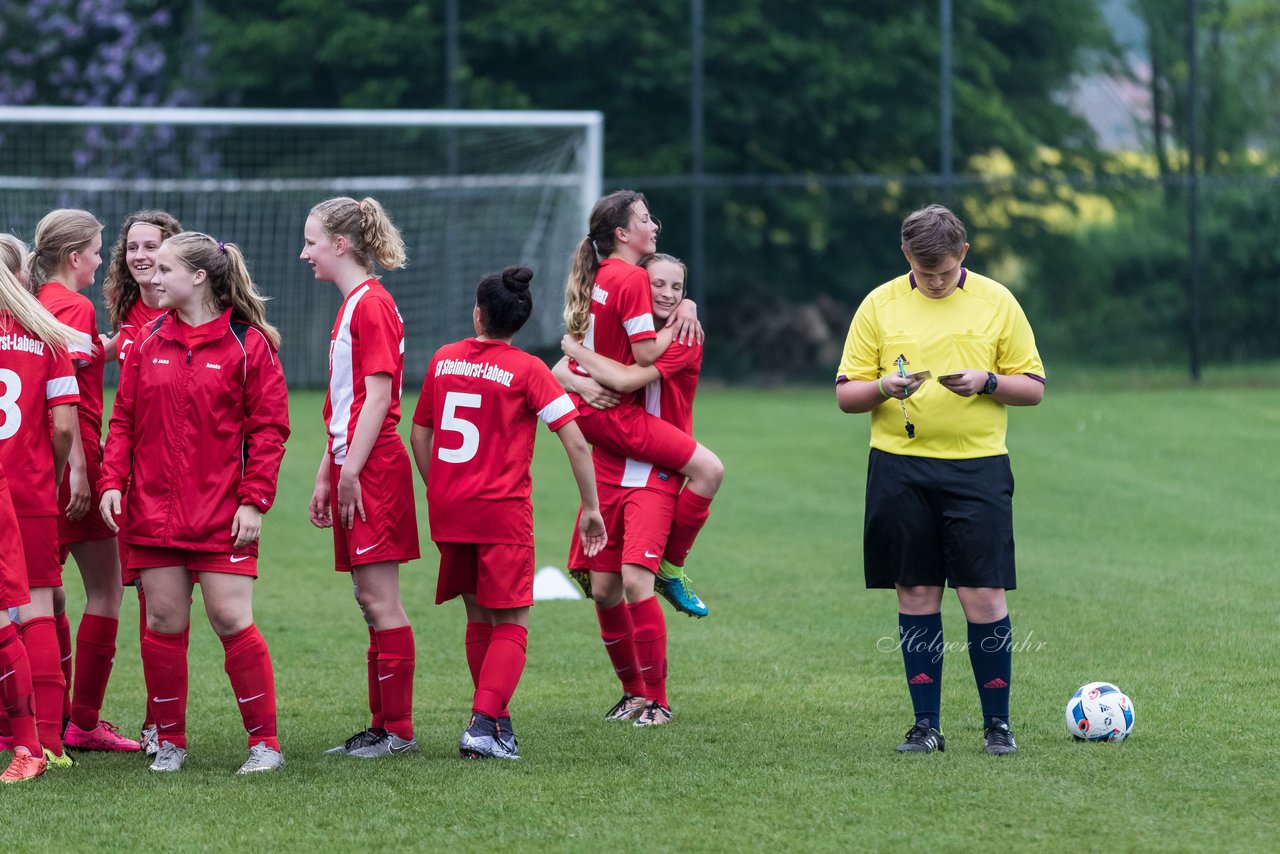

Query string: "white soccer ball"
[[1065, 682, 1134, 742]]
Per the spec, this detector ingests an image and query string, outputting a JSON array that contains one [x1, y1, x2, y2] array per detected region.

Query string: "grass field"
[[7, 381, 1278, 852]]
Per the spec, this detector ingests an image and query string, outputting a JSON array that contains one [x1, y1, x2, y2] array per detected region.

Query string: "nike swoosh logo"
[[153, 696, 180, 703], [389, 740, 414, 754], [248, 725, 264, 734], [355, 543, 382, 555], [602, 638, 622, 646], [0, 670, 14, 682], [238, 693, 266, 704], [378, 674, 394, 681], [159, 722, 177, 729], [61, 654, 73, 662], [640, 666, 654, 672], [644, 552, 660, 559], [229, 555, 251, 563]]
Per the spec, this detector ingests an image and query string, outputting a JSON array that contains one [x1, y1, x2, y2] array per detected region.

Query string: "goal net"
[[0, 106, 602, 388]]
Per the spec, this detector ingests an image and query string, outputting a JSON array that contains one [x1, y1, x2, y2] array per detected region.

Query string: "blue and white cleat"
[[655, 560, 708, 618]]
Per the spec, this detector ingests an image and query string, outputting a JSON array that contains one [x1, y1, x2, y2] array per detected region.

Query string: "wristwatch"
[[979, 372, 998, 395]]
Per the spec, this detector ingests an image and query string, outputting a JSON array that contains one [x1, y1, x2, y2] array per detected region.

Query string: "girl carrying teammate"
[[100, 209, 184, 755], [410, 266, 606, 760], [26, 209, 141, 753], [559, 254, 701, 726], [0, 242, 81, 772], [99, 233, 290, 775], [563, 191, 723, 616], [302, 197, 420, 759]]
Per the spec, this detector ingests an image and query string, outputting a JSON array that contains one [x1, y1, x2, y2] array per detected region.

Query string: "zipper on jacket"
[[186, 350, 192, 364]]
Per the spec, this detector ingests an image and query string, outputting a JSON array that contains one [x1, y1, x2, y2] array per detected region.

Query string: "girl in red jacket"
[[0, 254, 80, 781], [99, 209, 184, 756], [100, 232, 290, 775]]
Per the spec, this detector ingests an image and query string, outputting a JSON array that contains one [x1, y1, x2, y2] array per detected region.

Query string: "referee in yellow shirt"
[[836, 204, 1045, 756]]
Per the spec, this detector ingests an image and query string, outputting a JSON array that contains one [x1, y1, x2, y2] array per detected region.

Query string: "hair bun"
[[502, 265, 533, 293]]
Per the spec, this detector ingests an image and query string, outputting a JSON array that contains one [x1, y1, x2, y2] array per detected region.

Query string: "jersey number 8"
[[0, 368, 23, 440]]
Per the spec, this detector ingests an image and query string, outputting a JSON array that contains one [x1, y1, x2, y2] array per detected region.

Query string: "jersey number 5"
[[0, 368, 22, 440], [438, 391, 481, 464]]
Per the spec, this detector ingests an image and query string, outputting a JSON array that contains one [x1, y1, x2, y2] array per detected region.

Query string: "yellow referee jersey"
[[836, 269, 1045, 459]]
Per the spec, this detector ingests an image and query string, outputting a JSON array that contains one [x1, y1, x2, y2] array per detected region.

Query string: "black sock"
[[899, 612, 944, 729], [967, 615, 1012, 728]]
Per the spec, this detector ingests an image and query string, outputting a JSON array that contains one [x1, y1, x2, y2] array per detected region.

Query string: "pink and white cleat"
[[63, 720, 142, 752]]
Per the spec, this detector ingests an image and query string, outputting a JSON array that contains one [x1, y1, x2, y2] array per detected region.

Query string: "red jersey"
[[570, 258, 655, 414], [118, 300, 166, 365], [101, 308, 289, 552], [592, 340, 703, 494], [323, 279, 406, 465], [0, 316, 79, 516], [413, 338, 577, 546], [37, 282, 104, 442]]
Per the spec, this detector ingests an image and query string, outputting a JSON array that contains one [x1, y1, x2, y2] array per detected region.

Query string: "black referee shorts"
[[862, 449, 1016, 590]]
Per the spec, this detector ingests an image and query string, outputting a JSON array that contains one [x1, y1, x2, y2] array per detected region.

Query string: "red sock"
[[473, 624, 527, 720], [595, 602, 644, 696], [664, 489, 714, 566], [0, 624, 41, 756], [55, 609, 72, 724], [465, 621, 510, 718], [137, 589, 153, 729], [628, 596, 668, 707], [375, 626, 415, 740], [141, 628, 188, 749], [221, 624, 279, 750], [71, 613, 118, 730], [18, 616, 65, 755], [366, 626, 383, 730]]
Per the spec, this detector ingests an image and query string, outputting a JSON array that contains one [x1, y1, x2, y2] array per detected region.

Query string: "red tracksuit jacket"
[[101, 308, 290, 553]]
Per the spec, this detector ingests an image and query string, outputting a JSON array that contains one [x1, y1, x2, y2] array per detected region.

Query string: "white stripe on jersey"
[[327, 283, 371, 465], [46, 375, 79, 399], [68, 329, 94, 363], [620, 378, 663, 488], [623, 314, 655, 337], [537, 394, 575, 426]]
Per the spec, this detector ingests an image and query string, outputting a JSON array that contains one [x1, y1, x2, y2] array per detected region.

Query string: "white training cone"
[[532, 566, 584, 601]]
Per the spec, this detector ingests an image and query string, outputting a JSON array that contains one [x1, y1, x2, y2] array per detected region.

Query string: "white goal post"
[[0, 106, 603, 388]]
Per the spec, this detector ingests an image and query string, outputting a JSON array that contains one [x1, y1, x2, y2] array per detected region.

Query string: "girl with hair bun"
[[99, 232, 289, 775], [411, 265, 606, 760], [0, 248, 81, 780], [301, 197, 420, 759]]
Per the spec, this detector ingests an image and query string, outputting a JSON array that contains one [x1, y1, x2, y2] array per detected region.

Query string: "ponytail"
[[562, 190, 647, 338], [309, 196, 406, 274], [164, 232, 281, 349], [25, 208, 103, 294], [0, 263, 78, 352]]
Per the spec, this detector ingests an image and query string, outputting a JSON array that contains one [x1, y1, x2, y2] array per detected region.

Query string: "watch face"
[[983, 373, 998, 395]]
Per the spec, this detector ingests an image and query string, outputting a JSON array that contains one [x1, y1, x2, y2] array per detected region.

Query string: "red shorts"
[[119, 539, 138, 586], [329, 444, 420, 572], [568, 485, 676, 574], [0, 478, 31, 608], [578, 405, 697, 473], [129, 545, 258, 578], [18, 516, 62, 589], [435, 541, 534, 609], [57, 438, 116, 547]]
